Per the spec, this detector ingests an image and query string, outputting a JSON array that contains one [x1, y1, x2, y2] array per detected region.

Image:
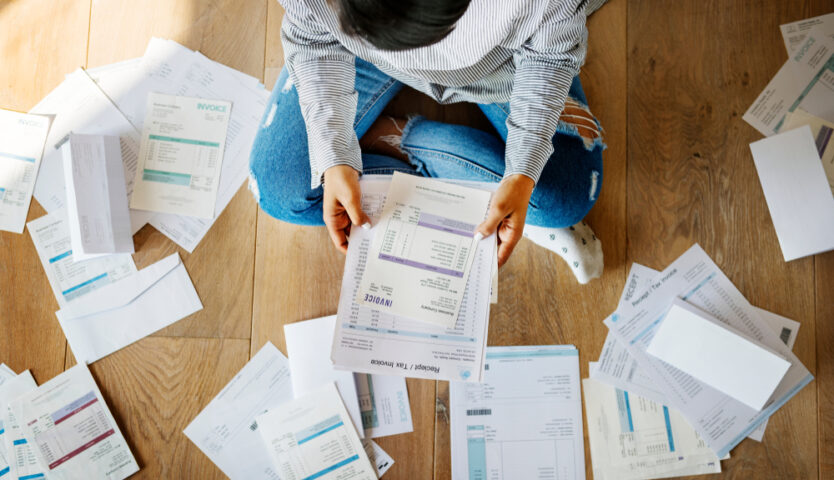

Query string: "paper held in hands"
[[130, 92, 231, 219], [647, 299, 791, 411], [357, 172, 491, 327]]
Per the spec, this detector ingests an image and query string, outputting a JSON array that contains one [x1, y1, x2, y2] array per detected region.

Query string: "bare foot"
[[359, 116, 409, 162]]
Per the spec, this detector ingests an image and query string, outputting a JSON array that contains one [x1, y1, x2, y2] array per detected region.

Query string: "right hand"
[[323, 165, 371, 254]]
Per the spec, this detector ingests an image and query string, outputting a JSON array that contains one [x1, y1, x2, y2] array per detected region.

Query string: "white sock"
[[522, 221, 603, 284]]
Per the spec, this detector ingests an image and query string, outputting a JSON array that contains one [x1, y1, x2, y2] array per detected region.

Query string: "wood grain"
[[85, 0, 267, 339], [627, 0, 825, 478], [0, 0, 91, 382], [817, 252, 834, 479]]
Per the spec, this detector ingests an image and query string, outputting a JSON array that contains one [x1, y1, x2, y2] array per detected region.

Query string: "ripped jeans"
[[248, 58, 604, 228]]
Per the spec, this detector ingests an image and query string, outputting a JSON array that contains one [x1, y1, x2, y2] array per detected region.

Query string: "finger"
[[496, 225, 523, 267], [324, 217, 349, 253], [341, 192, 371, 229], [477, 203, 507, 237]]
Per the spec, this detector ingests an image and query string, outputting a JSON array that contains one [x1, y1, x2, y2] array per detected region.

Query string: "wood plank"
[[0, 0, 91, 381], [86, 0, 268, 338], [627, 0, 819, 478], [817, 251, 834, 479], [67, 337, 251, 479]]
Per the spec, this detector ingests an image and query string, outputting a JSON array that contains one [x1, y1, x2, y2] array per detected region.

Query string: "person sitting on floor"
[[248, 0, 607, 283]]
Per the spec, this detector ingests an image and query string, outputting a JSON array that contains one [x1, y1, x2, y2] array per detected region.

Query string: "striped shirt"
[[279, 0, 591, 188]]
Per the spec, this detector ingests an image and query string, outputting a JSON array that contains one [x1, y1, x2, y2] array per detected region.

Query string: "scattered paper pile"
[[185, 338, 405, 479], [0, 363, 139, 480], [744, 13, 834, 260], [585, 245, 813, 479]]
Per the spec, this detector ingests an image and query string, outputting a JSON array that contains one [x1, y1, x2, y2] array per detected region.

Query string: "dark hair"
[[329, 0, 471, 51]]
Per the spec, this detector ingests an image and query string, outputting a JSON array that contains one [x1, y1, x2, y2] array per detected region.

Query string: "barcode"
[[780, 328, 791, 345], [249, 420, 258, 431], [466, 409, 492, 416]]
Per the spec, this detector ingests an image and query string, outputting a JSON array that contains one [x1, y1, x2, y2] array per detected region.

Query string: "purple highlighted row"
[[378, 253, 464, 278], [417, 213, 476, 238]]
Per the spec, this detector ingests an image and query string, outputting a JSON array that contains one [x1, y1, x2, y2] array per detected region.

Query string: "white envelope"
[[647, 299, 791, 411], [56, 253, 203, 363]]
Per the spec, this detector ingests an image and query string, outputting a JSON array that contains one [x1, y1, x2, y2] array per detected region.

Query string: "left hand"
[[476, 174, 536, 267]]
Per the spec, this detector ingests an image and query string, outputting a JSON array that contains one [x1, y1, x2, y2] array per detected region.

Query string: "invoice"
[[332, 176, 495, 383], [28, 209, 136, 309], [256, 383, 377, 480], [131, 93, 231, 219], [583, 378, 721, 480], [0, 109, 51, 233], [9, 364, 139, 480], [357, 172, 491, 327], [450, 346, 585, 480]]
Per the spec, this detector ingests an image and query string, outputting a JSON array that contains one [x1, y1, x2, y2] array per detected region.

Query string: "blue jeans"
[[249, 58, 604, 228]]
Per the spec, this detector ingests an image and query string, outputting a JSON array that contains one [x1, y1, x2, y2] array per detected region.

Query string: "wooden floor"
[[1, 0, 832, 478]]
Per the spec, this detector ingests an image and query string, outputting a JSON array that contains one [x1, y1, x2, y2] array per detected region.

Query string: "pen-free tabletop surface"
[[0, 0, 832, 479]]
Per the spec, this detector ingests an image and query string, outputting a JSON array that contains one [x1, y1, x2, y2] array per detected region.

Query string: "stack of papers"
[[31, 37, 270, 252], [0, 363, 139, 480], [585, 244, 813, 480], [743, 15, 834, 260], [185, 342, 396, 479], [332, 175, 497, 383], [0, 109, 51, 233], [449, 346, 586, 480]]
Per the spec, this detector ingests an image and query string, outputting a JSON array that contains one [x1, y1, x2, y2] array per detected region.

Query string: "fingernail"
[[473, 232, 484, 241], [361, 222, 371, 230]]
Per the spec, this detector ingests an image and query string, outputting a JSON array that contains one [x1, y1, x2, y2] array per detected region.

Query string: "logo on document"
[[459, 369, 471, 380], [197, 103, 228, 113]]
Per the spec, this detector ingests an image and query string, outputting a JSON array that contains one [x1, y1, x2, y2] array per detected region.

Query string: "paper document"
[[0, 366, 19, 477], [0, 109, 51, 233], [332, 176, 495, 382], [781, 13, 834, 54], [62, 134, 134, 261], [28, 209, 137, 309], [749, 125, 834, 260], [284, 316, 365, 438], [30, 69, 152, 234], [0, 371, 41, 480], [362, 439, 394, 477], [9, 364, 139, 480], [782, 109, 834, 191], [583, 378, 721, 480], [131, 93, 230, 218], [357, 172, 491, 327], [450, 346, 585, 480], [744, 30, 834, 136], [647, 300, 791, 411], [256, 383, 377, 480], [604, 244, 814, 457], [56, 253, 202, 363], [356, 373, 413, 438], [184, 342, 293, 480]]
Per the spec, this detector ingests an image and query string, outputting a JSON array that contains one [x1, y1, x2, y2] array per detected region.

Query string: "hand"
[[476, 174, 535, 267], [323, 165, 371, 254]]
